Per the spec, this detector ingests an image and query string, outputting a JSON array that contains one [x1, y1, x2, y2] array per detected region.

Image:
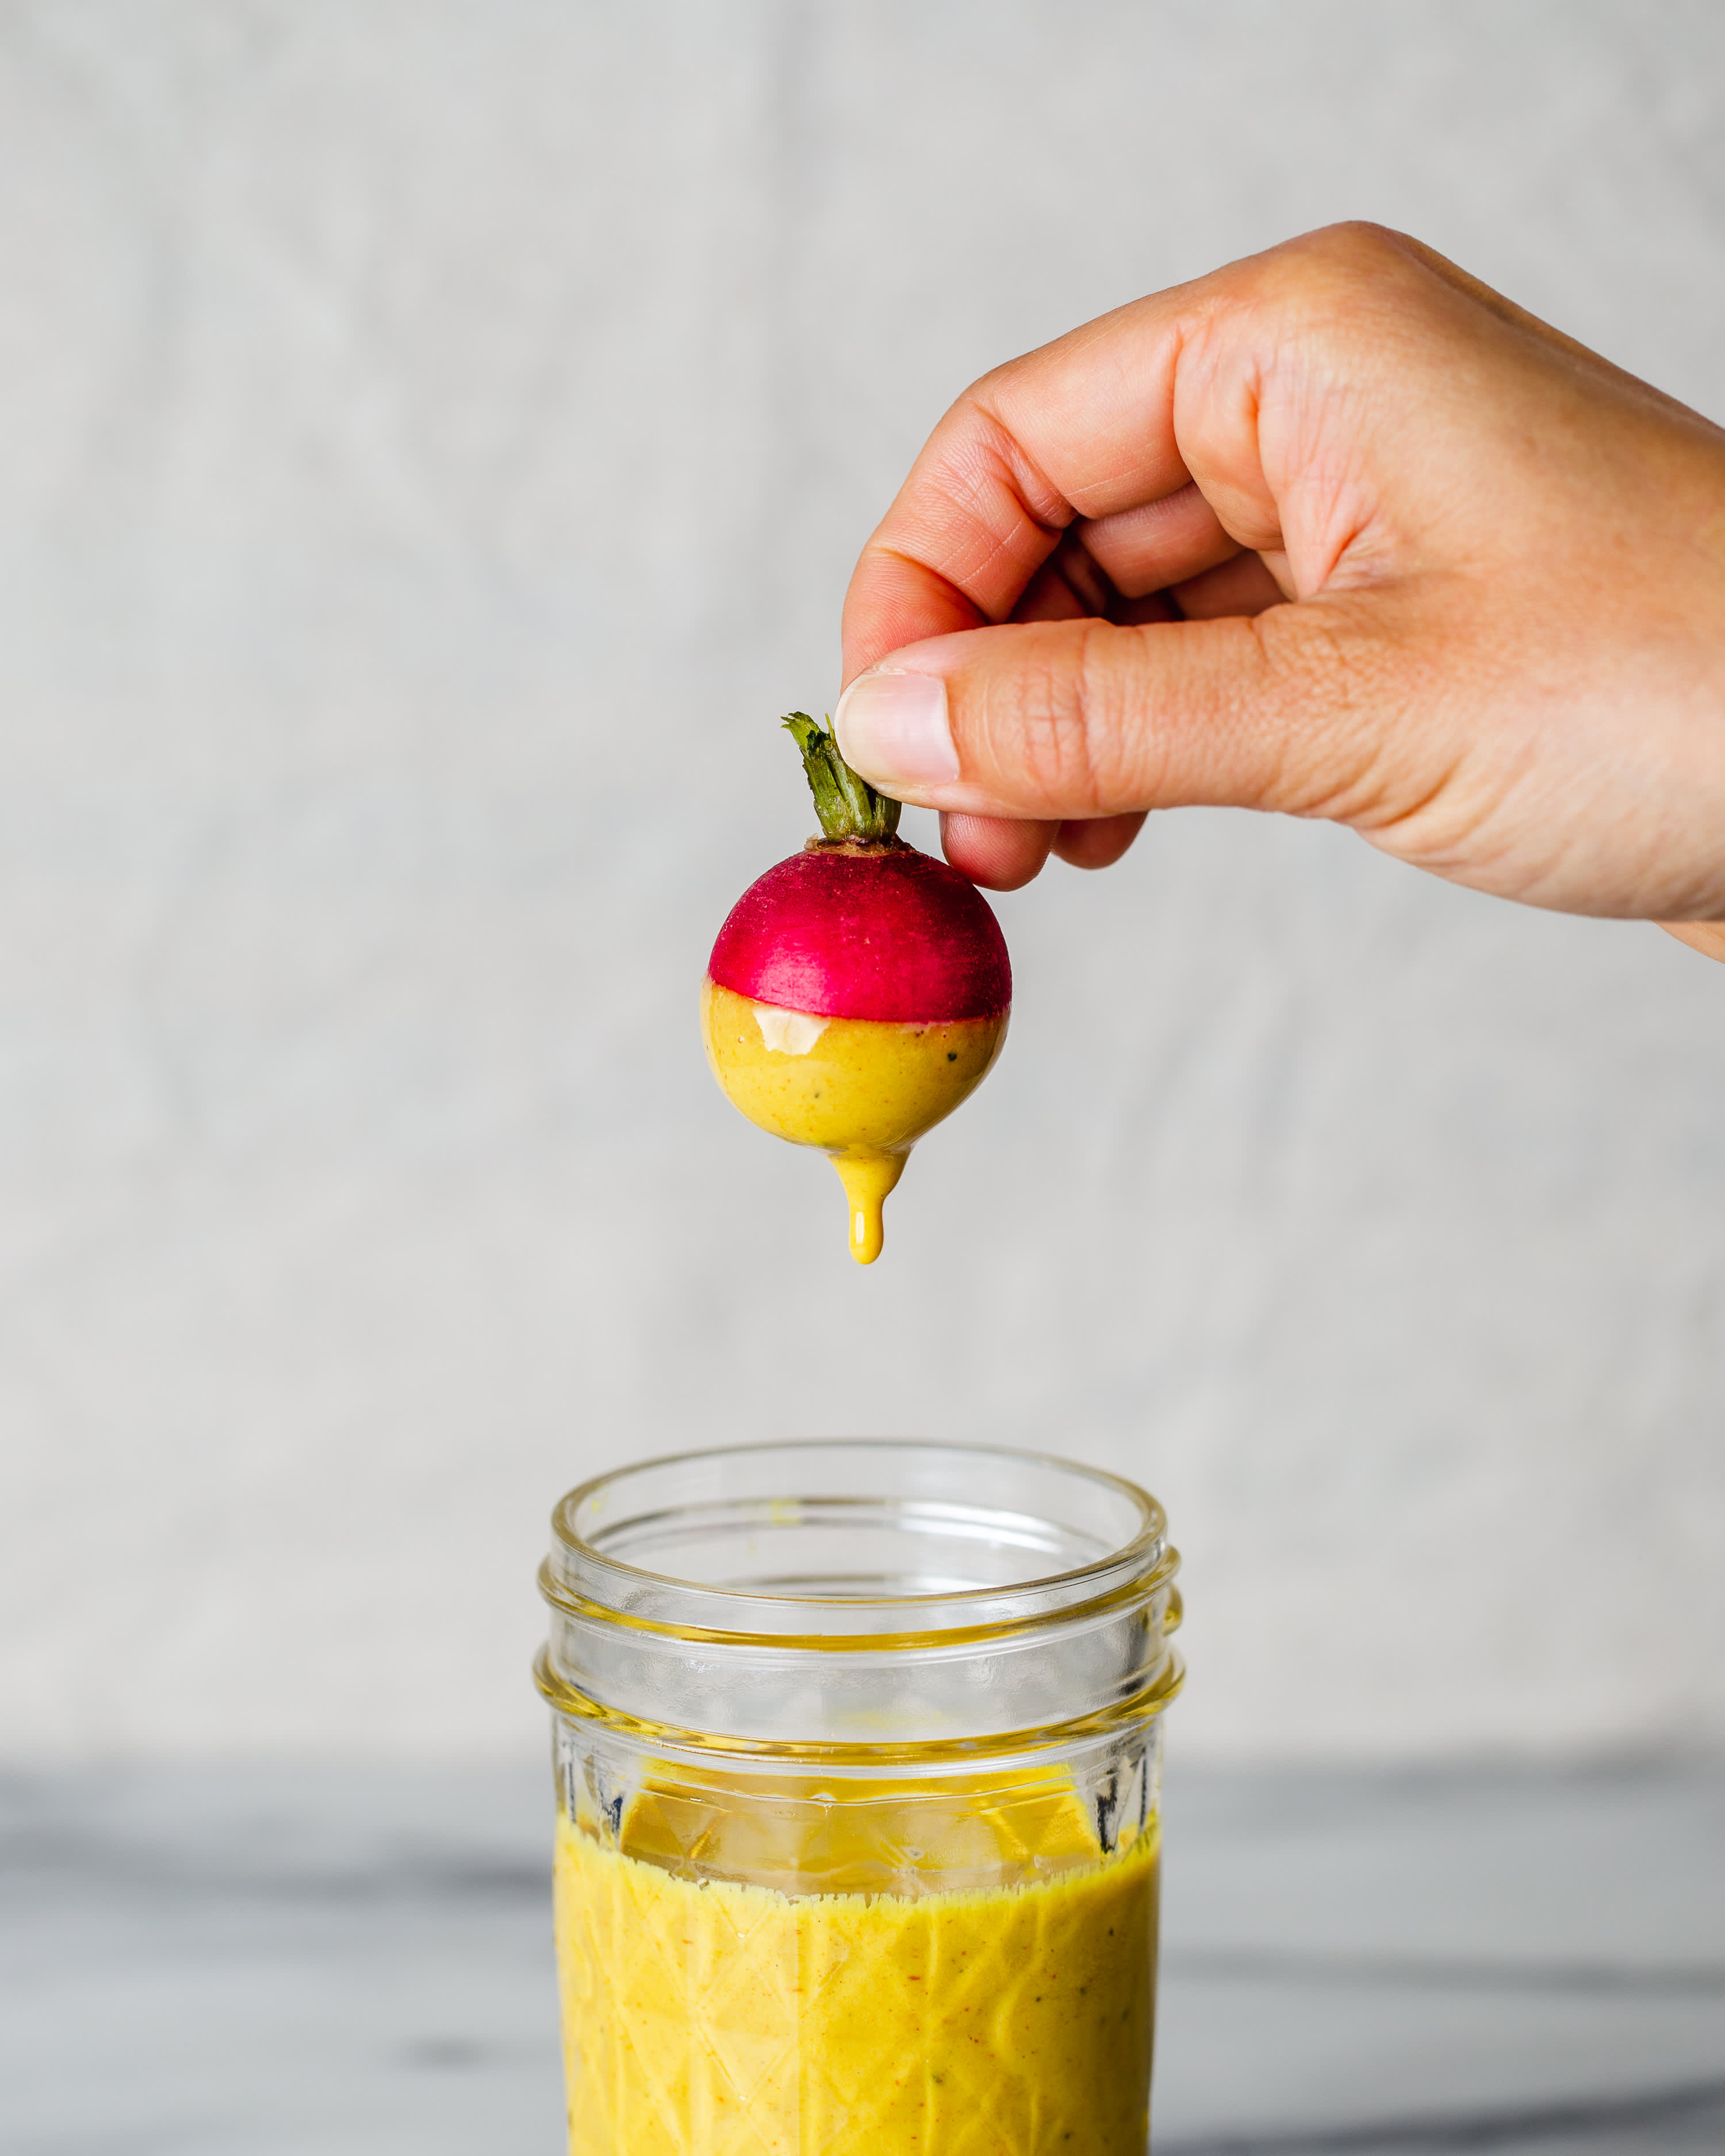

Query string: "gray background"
[[3, 0, 1725, 1766]]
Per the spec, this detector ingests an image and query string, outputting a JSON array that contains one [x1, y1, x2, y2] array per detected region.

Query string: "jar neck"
[[538, 1441, 1182, 1755]]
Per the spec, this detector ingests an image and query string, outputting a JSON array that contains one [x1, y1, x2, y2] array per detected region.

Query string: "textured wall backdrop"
[[2, 0, 1724, 1760]]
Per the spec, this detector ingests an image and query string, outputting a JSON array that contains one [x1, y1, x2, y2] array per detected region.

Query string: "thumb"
[[832, 608, 1392, 826]]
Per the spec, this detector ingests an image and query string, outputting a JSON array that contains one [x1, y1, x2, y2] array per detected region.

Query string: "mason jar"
[[535, 1439, 1183, 2155]]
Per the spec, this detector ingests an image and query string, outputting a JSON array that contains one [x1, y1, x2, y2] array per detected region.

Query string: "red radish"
[[708, 845, 1011, 1023], [702, 715, 1011, 1263]]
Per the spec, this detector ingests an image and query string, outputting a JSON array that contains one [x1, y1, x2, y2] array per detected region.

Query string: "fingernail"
[[833, 669, 959, 788]]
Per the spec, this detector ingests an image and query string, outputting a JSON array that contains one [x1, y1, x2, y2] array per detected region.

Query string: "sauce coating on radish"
[[703, 716, 1011, 1263]]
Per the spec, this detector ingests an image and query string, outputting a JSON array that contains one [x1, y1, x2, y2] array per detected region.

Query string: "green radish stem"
[[783, 713, 903, 845]]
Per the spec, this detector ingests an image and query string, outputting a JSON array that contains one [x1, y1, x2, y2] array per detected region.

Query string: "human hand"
[[833, 224, 1725, 955]]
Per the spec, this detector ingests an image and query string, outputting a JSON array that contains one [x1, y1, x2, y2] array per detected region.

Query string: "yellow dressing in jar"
[[553, 1793, 1157, 2155], [700, 979, 1008, 1263]]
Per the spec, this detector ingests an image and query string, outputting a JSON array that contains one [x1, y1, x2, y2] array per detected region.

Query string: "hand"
[[833, 222, 1725, 960]]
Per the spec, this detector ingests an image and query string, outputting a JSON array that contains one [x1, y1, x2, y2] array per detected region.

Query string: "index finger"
[[839, 273, 1258, 684]]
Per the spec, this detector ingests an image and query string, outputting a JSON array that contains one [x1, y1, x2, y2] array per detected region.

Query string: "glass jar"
[[535, 1439, 1182, 2156]]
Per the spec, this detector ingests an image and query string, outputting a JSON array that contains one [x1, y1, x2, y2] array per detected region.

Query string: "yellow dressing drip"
[[830, 1150, 903, 1265], [701, 979, 1008, 1264]]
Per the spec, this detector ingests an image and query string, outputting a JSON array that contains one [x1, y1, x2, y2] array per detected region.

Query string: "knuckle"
[[1078, 623, 1164, 809], [1244, 221, 1425, 337], [973, 627, 1115, 811], [1298, 219, 1412, 270]]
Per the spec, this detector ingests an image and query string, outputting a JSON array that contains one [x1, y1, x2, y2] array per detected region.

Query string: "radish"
[[702, 715, 1011, 1263]]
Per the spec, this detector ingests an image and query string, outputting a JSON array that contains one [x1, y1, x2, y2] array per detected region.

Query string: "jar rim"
[[546, 1438, 1168, 1641]]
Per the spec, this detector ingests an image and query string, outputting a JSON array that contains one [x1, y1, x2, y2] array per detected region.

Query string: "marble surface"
[[3, 1759, 1723, 2154]]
